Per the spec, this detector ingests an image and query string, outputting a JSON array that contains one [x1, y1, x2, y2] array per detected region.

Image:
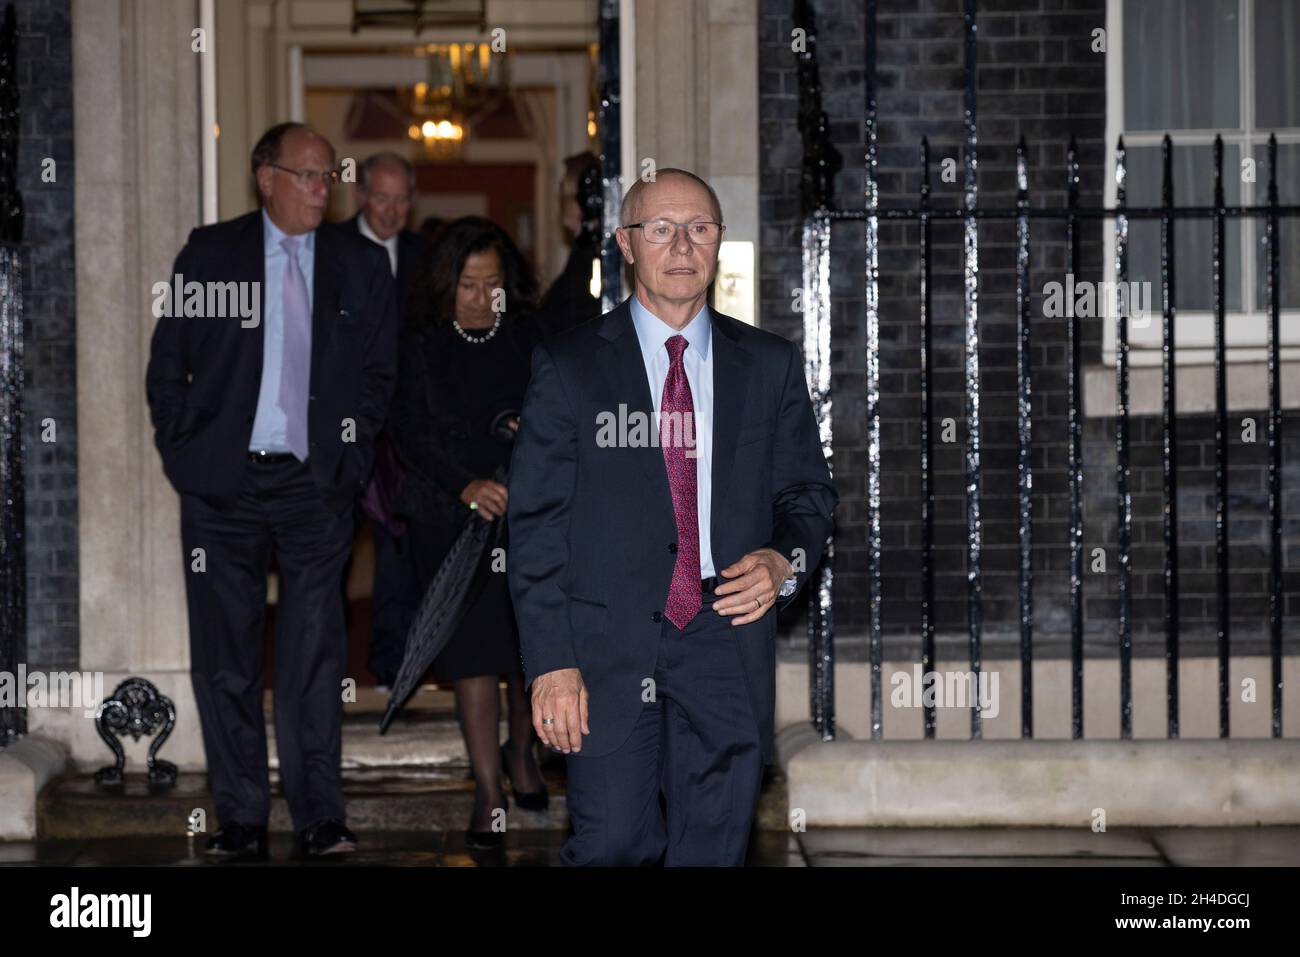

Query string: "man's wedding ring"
[[754, 598, 760, 610], [542, 717, 555, 726]]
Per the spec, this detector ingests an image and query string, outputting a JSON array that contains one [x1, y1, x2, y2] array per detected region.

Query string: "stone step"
[[40, 686, 789, 838], [39, 765, 571, 839], [40, 703, 790, 837], [255, 685, 510, 768], [267, 685, 524, 768], [40, 691, 571, 839], [330, 708, 496, 769], [786, 737, 1300, 827], [41, 762, 790, 838]]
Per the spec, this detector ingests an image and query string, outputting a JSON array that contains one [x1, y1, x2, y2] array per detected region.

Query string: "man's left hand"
[[712, 549, 793, 626]]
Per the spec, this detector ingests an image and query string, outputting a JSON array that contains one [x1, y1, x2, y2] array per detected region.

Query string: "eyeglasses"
[[622, 219, 725, 245], [271, 163, 342, 188]]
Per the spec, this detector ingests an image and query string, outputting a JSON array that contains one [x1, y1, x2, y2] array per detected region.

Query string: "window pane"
[[1253, 143, 1300, 311], [1123, 0, 1239, 131], [1255, 0, 1300, 128], [1125, 144, 1242, 312]]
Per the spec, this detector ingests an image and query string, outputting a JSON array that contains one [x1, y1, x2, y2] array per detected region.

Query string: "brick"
[[759, 0, 1298, 649], [12, 0, 77, 672]]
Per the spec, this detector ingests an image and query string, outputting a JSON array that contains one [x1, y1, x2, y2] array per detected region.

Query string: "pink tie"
[[278, 237, 311, 461], [661, 335, 701, 630]]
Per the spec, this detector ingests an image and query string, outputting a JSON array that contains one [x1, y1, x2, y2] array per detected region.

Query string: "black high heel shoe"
[[465, 790, 508, 850], [500, 740, 550, 812]]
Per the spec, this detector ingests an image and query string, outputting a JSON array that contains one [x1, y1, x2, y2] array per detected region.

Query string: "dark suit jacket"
[[145, 209, 399, 515], [535, 233, 600, 340], [506, 296, 837, 765], [343, 213, 424, 319]]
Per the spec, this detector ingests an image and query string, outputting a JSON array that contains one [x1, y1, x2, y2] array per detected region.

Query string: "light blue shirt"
[[250, 210, 315, 453], [629, 294, 716, 577]]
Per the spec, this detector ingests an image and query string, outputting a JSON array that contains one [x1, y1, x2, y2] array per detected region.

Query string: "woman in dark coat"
[[389, 216, 546, 848]]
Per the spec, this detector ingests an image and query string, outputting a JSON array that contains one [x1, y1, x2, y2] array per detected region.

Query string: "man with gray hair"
[[347, 152, 426, 688], [146, 122, 398, 861], [348, 152, 424, 311]]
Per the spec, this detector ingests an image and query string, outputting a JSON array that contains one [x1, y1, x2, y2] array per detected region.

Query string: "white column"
[[633, 0, 759, 324], [288, 45, 305, 122], [44, 0, 207, 770], [200, 0, 219, 224]]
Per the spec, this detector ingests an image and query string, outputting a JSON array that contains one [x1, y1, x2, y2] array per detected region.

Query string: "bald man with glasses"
[[508, 168, 837, 866]]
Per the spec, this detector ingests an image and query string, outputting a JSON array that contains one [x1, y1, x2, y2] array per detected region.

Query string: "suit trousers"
[[560, 589, 765, 866], [180, 456, 355, 832]]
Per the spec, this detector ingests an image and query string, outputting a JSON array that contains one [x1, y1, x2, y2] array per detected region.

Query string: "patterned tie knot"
[[666, 334, 688, 364], [281, 236, 298, 256]]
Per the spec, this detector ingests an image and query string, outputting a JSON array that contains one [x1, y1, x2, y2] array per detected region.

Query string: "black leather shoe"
[[204, 822, 269, 861], [298, 818, 358, 857], [500, 741, 549, 812], [464, 827, 505, 851]]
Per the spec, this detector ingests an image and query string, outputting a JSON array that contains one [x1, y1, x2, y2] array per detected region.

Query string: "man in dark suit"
[[146, 122, 398, 860], [535, 151, 601, 340], [507, 168, 837, 866], [345, 152, 424, 318], [344, 152, 425, 688]]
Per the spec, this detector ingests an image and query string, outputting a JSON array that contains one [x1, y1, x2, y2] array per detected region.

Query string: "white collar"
[[629, 294, 711, 361], [357, 214, 398, 248], [262, 208, 315, 255]]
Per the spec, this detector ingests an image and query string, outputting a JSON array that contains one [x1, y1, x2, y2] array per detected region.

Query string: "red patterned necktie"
[[661, 335, 701, 630]]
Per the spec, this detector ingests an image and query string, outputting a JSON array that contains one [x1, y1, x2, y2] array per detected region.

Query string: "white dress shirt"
[[357, 214, 399, 277], [629, 294, 716, 577]]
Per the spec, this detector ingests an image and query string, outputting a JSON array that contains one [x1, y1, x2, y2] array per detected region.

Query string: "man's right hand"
[[531, 668, 588, 753]]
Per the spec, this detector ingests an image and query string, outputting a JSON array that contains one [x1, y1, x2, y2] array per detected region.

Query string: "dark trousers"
[[367, 521, 421, 682], [560, 592, 765, 866], [180, 457, 355, 832]]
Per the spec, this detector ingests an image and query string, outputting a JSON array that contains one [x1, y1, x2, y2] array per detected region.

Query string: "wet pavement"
[[4, 827, 1298, 867], [12, 692, 1299, 867], [0, 829, 801, 867]]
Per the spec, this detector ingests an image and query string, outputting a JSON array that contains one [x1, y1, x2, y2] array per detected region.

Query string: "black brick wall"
[[4, 0, 1295, 679], [16, 0, 77, 670], [761, 0, 1300, 660]]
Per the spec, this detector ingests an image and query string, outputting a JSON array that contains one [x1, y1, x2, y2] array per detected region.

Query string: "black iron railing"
[[794, 0, 1295, 741], [0, 1, 24, 748], [597, 0, 623, 312]]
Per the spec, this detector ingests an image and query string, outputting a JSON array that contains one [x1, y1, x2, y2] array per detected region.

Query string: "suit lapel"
[[597, 297, 754, 554], [708, 314, 751, 553], [597, 298, 673, 521], [311, 224, 341, 391], [397, 231, 421, 306], [236, 212, 266, 397]]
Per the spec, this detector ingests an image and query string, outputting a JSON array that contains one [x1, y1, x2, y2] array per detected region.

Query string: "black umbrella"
[[379, 415, 517, 733]]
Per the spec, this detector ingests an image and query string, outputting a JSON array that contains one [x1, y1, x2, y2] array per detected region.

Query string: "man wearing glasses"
[[508, 168, 837, 865], [146, 122, 398, 860]]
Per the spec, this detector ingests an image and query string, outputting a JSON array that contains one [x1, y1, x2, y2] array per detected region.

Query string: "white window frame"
[[1103, 0, 1300, 369]]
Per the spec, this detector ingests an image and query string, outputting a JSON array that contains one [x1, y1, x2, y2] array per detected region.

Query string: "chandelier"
[[405, 42, 509, 160]]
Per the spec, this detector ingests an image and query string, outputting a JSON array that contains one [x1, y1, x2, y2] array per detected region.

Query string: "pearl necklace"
[[452, 313, 502, 344]]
